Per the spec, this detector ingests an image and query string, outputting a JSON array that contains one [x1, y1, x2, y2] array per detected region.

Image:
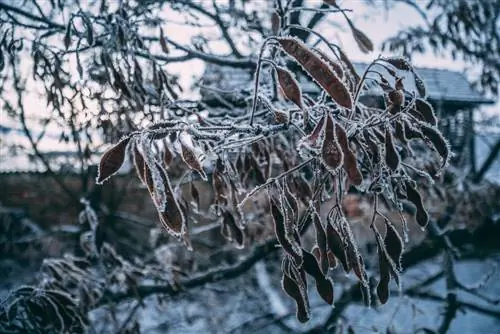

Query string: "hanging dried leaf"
[[335, 123, 362, 185], [179, 132, 207, 180], [381, 57, 412, 71], [282, 272, 310, 323], [403, 119, 423, 140], [275, 66, 303, 109], [376, 241, 391, 304], [420, 123, 450, 169], [314, 48, 344, 79], [415, 98, 437, 126], [278, 38, 352, 109], [321, 113, 344, 172], [152, 163, 185, 237], [347, 20, 373, 54], [413, 71, 426, 97], [270, 197, 303, 266], [221, 211, 245, 248], [405, 181, 429, 228], [384, 220, 403, 270], [311, 210, 329, 274], [96, 136, 131, 184], [326, 218, 350, 272], [302, 249, 334, 305], [384, 128, 400, 171], [304, 113, 326, 146]]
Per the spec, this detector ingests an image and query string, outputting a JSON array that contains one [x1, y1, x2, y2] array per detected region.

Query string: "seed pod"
[[376, 241, 391, 304], [321, 113, 344, 172], [221, 211, 244, 248], [405, 181, 429, 228], [384, 220, 403, 270], [311, 210, 329, 274], [304, 113, 326, 146], [415, 98, 437, 125], [314, 48, 344, 79], [335, 123, 362, 185], [420, 123, 450, 169], [275, 66, 303, 109], [347, 19, 373, 54], [178, 132, 207, 180], [282, 273, 310, 323], [384, 128, 400, 171], [326, 218, 350, 272], [270, 197, 303, 266], [271, 11, 280, 36], [96, 136, 131, 184], [403, 119, 423, 140], [277, 37, 352, 109], [156, 163, 185, 237], [302, 249, 334, 305], [413, 71, 426, 97], [381, 56, 412, 71]]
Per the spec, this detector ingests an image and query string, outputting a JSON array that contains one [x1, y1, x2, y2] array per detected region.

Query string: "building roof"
[[201, 62, 495, 105]]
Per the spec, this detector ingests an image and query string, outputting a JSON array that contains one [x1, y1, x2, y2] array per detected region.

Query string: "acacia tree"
[[1, 1, 499, 333]]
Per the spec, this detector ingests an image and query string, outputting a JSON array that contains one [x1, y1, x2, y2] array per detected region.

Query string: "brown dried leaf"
[[221, 211, 244, 248], [384, 128, 400, 171], [96, 136, 131, 184], [282, 273, 310, 323], [413, 71, 426, 97], [326, 218, 350, 272], [276, 66, 303, 109], [384, 220, 403, 270], [420, 123, 450, 169], [179, 134, 207, 180], [347, 20, 373, 54], [322, 113, 344, 172], [335, 123, 362, 185], [311, 210, 329, 274], [270, 197, 303, 266], [302, 249, 334, 305], [376, 241, 391, 304], [405, 181, 429, 228], [278, 38, 352, 109], [414, 98, 437, 126], [156, 163, 185, 237], [381, 57, 412, 71]]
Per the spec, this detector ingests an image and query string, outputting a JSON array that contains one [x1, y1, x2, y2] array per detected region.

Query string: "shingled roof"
[[202, 62, 495, 105]]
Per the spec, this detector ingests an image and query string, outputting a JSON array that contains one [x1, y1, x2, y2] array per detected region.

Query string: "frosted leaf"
[[140, 134, 167, 212]]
